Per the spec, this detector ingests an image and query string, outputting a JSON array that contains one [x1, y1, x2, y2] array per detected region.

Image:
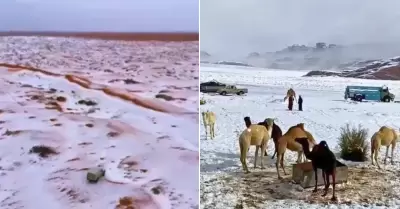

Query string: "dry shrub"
[[29, 145, 58, 158], [116, 196, 136, 209], [338, 123, 369, 162], [200, 98, 206, 105]]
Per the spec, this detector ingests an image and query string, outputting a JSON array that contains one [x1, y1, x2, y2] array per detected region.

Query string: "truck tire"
[[355, 95, 363, 102], [383, 96, 391, 102], [237, 91, 244, 95], [220, 91, 227, 96]]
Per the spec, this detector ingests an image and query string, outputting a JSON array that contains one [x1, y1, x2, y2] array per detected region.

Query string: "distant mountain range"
[[200, 42, 400, 80]]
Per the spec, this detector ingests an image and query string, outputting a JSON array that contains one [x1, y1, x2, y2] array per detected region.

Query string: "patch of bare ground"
[[29, 145, 58, 158], [202, 166, 400, 208], [77, 99, 98, 106], [155, 92, 187, 102], [107, 132, 120, 138], [2, 129, 22, 136]]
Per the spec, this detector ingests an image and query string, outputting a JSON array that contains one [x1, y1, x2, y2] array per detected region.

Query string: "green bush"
[[200, 98, 206, 105], [338, 123, 369, 162]]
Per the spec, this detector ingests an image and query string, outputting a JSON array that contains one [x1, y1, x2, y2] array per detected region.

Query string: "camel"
[[283, 88, 297, 103], [295, 138, 338, 201], [371, 126, 398, 168], [201, 111, 216, 139], [275, 123, 316, 179], [258, 118, 283, 158], [244, 117, 281, 157], [238, 120, 273, 173]]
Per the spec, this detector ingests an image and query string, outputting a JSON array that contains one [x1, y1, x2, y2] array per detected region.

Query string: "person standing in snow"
[[298, 95, 303, 111], [288, 95, 294, 111]]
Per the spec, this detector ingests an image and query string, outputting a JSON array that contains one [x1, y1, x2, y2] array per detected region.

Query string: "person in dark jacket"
[[298, 95, 303, 111], [288, 96, 294, 111]]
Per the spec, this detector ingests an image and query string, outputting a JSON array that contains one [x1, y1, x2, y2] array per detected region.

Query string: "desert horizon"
[[0, 31, 198, 41]]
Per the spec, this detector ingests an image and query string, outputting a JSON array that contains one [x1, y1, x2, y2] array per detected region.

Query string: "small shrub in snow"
[[200, 98, 206, 105], [338, 123, 369, 162], [29, 145, 58, 158]]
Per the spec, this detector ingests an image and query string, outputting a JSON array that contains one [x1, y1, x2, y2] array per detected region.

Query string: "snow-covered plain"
[[200, 65, 400, 209], [0, 37, 199, 209]]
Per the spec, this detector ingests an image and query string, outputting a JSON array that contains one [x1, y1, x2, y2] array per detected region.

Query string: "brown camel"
[[275, 123, 316, 179], [239, 121, 273, 173], [371, 126, 398, 168]]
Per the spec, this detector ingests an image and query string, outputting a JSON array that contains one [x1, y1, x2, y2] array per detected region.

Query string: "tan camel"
[[283, 88, 297, 103], [239, 121, 273, 173], [275, 123, 316, 179], [371, 126, 398, 168], [201, 111, 216, 139]]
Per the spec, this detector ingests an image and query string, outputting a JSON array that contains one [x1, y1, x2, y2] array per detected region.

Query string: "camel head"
[[296, 123, 305, 130], [244, 116, 252, 128], [264, 118, 274, 127]]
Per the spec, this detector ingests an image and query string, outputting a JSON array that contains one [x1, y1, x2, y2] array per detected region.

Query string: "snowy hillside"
[[305, 56, 400, 80], [0, 37, 199, 209], [200, 66, 400, 209]]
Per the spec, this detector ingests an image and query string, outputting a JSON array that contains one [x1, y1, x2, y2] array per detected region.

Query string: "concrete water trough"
[[292, 160, 348, 188]]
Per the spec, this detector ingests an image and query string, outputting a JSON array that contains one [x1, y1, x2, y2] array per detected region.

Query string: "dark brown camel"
[[258, 121, 282, 158], [295, 137, 338, 201], [244, 116, 282, 157]]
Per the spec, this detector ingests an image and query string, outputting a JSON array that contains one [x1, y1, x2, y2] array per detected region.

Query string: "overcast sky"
[[0, 0, 198, 32], [200, 0, 400, 56]]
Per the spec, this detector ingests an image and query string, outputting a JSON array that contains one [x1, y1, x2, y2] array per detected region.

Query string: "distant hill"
[[304, 56, 400, 80]]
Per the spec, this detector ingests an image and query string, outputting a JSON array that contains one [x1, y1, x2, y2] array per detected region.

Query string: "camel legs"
[[374, 147, 380, 169], [391, 142, 396, 165], [371, 148, 375, 166], [271, 140, 278, 159], [275, 151, 287, 179], [330, 171, 337, 201], [204, 124, 208, 139], [260, 143, 267, 169], [312, 167, 318, 193], [210, 124, 215, 139], [239, 143, 250, 173], [271, 150, 276, 159], [276, 152, 283, 179], [280, 152, 287, 175], [322, 172, 330, 197], [384, 146, 390, 165], [254, 146, 259, 168]]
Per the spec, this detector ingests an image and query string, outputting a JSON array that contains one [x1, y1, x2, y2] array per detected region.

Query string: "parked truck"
[[344, 85, 395, 102], [217, 85, 248, 95]]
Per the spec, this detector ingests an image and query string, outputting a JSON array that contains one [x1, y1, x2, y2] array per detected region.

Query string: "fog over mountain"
[[200, 0, 400, 64]]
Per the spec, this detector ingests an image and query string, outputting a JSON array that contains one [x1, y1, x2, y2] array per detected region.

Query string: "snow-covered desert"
[[0, 36, 199, 209], [200, 64, 400, 209]]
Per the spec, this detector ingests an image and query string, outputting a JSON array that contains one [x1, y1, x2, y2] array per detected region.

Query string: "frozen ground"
[[0, 37, 199, 209], [200, 65, 400, 209]]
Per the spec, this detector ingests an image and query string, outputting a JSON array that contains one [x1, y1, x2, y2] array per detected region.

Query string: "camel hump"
[[379, 126, 388, 132]]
